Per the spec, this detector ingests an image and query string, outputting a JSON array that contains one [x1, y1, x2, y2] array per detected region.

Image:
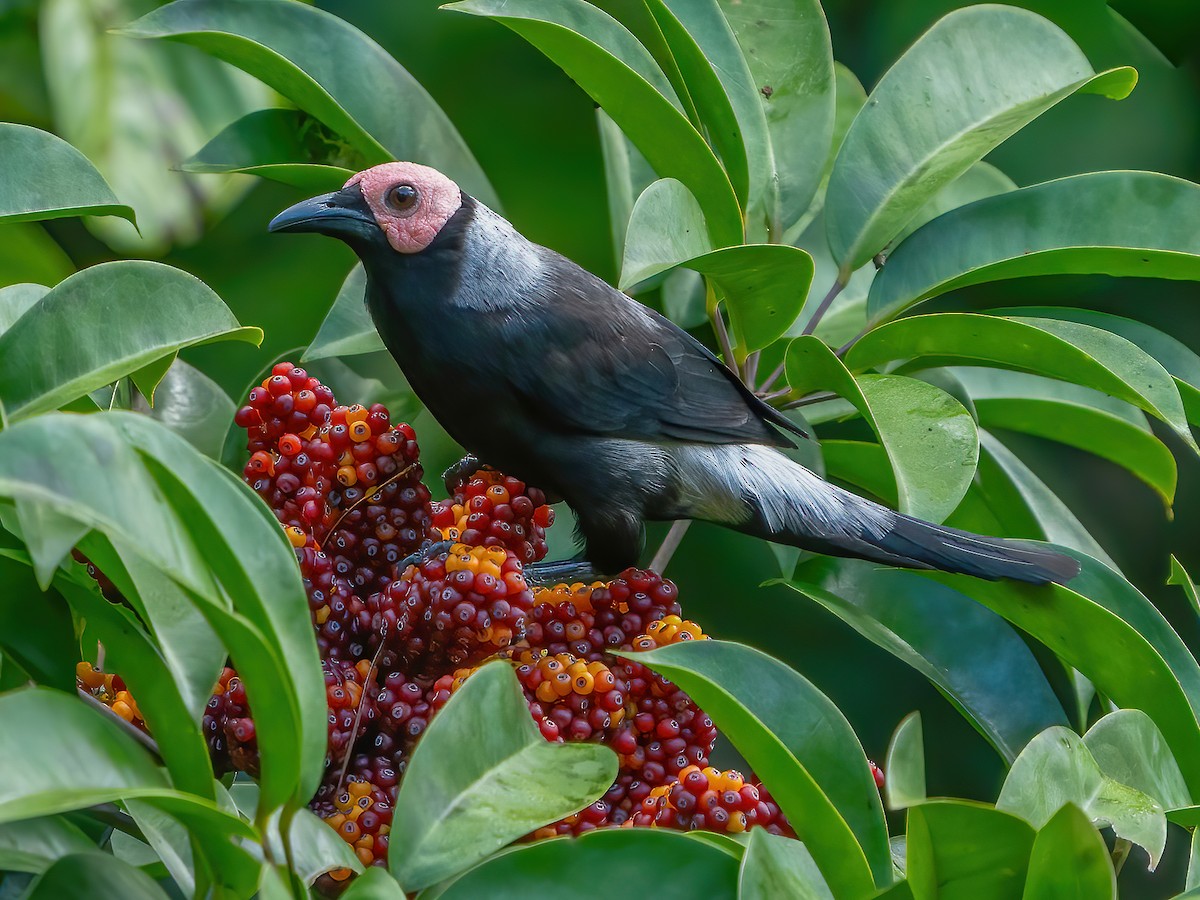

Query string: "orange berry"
[[349, 420, 372, 442], [285, 525, 306, 548], [336, 465, 357, 487]]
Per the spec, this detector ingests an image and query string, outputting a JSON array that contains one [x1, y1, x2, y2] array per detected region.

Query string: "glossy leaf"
[[949, 368, 1175, 506], [0, 283, 49, 335], [0, 123, 133, 225], [430, 829, 739, 900], [1083, 710, 1191, 810], [123, 0, 496, 206], [885, 713, 927, 810], [24, 851, 169, 900], [1022, 804, 1115, 900], [787, 337, 978, 522], [625, 640, 887, 894], [788, 558, 1069, 763], [390, 662, 617, 890], [905, 800, 1035, 900], [135, 360, 237, 460], [597, 109, 657, 270], [1170, 556, 1200, 618], [739, 829, 833, 900], [0, 261, 260, 421], [888, 161, 1016, 251], [447, 0, 741, 244], [620, 179, 711, 289], [281, 807, 364, 886], [0, 687, 168, 822], [826, 5, 1134, 272], [304, 265, 381, 361], [869, 172, 1200, 324], [342, 867, 406, 899], [847, 313, 1195, 452], [0, 817, 94, 875], [719, 0, 834, 239], [997, 726, 1165, 867]]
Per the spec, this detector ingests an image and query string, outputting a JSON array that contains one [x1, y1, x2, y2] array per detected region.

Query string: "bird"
[[269, 161, 1080, 586]]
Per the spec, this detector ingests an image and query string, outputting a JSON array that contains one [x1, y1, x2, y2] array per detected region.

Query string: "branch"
[[650, 520, 691, 573], [800, 279, 846, 337], [758, 359, 787, 394], [780, 390, 838, 410], [711, 306, 739, 375]]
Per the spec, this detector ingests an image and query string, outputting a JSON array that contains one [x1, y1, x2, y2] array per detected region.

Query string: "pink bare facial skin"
[[344, 162, 463, 254]]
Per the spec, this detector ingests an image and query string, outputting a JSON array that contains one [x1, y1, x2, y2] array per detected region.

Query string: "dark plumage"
[[270, 162, 1079, 585]]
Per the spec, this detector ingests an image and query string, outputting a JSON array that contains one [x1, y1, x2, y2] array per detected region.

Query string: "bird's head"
[[268, 161, 464, 255]]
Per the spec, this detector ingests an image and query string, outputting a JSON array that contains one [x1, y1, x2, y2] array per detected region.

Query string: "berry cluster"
[[71, 364, 877, 888], [76, 662, 144, 730]]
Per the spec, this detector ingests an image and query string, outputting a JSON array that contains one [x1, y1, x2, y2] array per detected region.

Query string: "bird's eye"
[[384, 183, 420, 215]]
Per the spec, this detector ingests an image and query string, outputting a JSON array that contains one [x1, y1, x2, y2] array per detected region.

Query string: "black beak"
[[268, 186, 375, 235]]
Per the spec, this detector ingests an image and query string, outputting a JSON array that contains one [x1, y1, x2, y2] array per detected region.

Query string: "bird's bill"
[[268, 186, 375, 236]]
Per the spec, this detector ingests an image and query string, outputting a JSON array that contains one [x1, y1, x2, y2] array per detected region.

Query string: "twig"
[[650, 520, 691, 573], [758, 387, 791, 403], [78, 688, 163, 761], [758, 360, 787, 394], [324, 463, 416, 545], [780, 390, 838, 410], [742, 351, 760, 388], [835, 326, 871, 358], [711, 306, 738, 374], [80, 803, 145, 841], [336, 625, 387, 793], [800, 279, 846, 337]]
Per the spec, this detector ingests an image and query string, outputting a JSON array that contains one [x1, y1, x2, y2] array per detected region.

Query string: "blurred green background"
[[1, 0, 1198, 892]]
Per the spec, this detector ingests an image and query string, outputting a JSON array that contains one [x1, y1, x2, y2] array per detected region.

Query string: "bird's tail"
[[672, 444, 1080, 585]]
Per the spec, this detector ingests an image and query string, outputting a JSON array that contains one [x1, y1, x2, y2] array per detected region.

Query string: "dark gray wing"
[[497, 255, 804, 448]]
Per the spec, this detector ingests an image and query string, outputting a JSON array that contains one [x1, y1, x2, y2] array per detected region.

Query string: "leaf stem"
[[742, 350, 760, 387], [650, 520, 691, 573], [711, 305, 738, 375], [780, 390, 838, 410], [800, 278, 846, 337], [758, 360, 787, 394]]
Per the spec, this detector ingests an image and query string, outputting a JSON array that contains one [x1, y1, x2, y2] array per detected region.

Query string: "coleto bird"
[[270, 161, 1079, 586]]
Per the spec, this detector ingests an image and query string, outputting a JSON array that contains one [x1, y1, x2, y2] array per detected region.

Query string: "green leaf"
[[719, 0, 834, 240], [0, 261, 260, 422], [304, 265, 381, 362], [597, 109, 657, 271], [826, 5, 1134, 272], [133, 359, 237, 460], [1170, 556, 1200, 618], [620, 179, 712, 289], [905, 800, 1035, 900], [884, 713, 927, 810], [182, 108, 359, 191], [1022, 804, 1116, 900], [868, 172, 1200, 324], [787, 337, 978, 522], [624, 640, 887, 895], [24, 851, 169, 900], [847, 313, 1196, 452], [342, 867, 406, 899], [0, 226, 74, 291], [0, 123, 133, 226], [997, 726, 1166, 868], [787, 558, 1069, 763], [447, 0, 741, 245], [0, 687, 169, 822], [888, 161, 1016, 251], [0, 555, 77, 692], [948, 368, 1176, 507], [1083, 710, 1191, 811], [122, 0, 496, 207], [0, 817, 94, 875], [429, 829, 740, 900], [281, 807, 364, 885], [390, 662, 617, 891], [0, 283, 49, 335], [739, 829, 833, 900]]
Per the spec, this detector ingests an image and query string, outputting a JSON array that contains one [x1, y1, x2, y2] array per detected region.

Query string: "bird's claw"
[[396, 540, 455, 573], [522, 557, 604, 587], [442, 454, 484, 496]]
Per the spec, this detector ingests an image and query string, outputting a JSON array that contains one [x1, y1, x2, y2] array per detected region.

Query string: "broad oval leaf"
[[0, 687, 168, 822], [739, 829, 833, 900], [0, 260, 260, 422], [868, 172, 1200, 323], [948, 368, 1176, 507], [884, 713, 927, 811], [25, 851, 169, 900], [1083, 710, 1191, 811], [183, 108, 358, 191], [447, 0, 741, 245], [787, 337, 979, 522], [390, 661, 617, 891], [888, 160, 1016, 251], [787, 557, 1069, 763], [0, 816, 94, 875], [1023, 804, 1116, 900], [122, 0, 496, 206], [620, 179, 712, 290], [0, 123, 133, 225], [135, 359, 237, 460], [997, 726, 1166, 868], [847, 313, 1196, 453], [826, 5, 1134, 272], [431, 828, 740, 900], [0, 283, 50, 336], [719, 0, 834, 240], [342, 867, 405, 899], [624, 640, 888, 894], [905, 800, 1035, 900]]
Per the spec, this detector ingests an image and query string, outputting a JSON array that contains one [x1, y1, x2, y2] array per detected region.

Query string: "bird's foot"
[[523, 557, 605, 586], [396, 540, 455, 573], [441, 454, 484, 496]]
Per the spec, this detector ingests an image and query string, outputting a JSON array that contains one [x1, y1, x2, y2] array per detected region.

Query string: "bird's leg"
[[523, 555, 605, 586], [441, 454, 484, 496]]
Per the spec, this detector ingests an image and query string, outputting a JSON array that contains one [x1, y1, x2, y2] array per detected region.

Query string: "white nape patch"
[[451, 203, 545, 312], [672, 444, 894, 539]]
